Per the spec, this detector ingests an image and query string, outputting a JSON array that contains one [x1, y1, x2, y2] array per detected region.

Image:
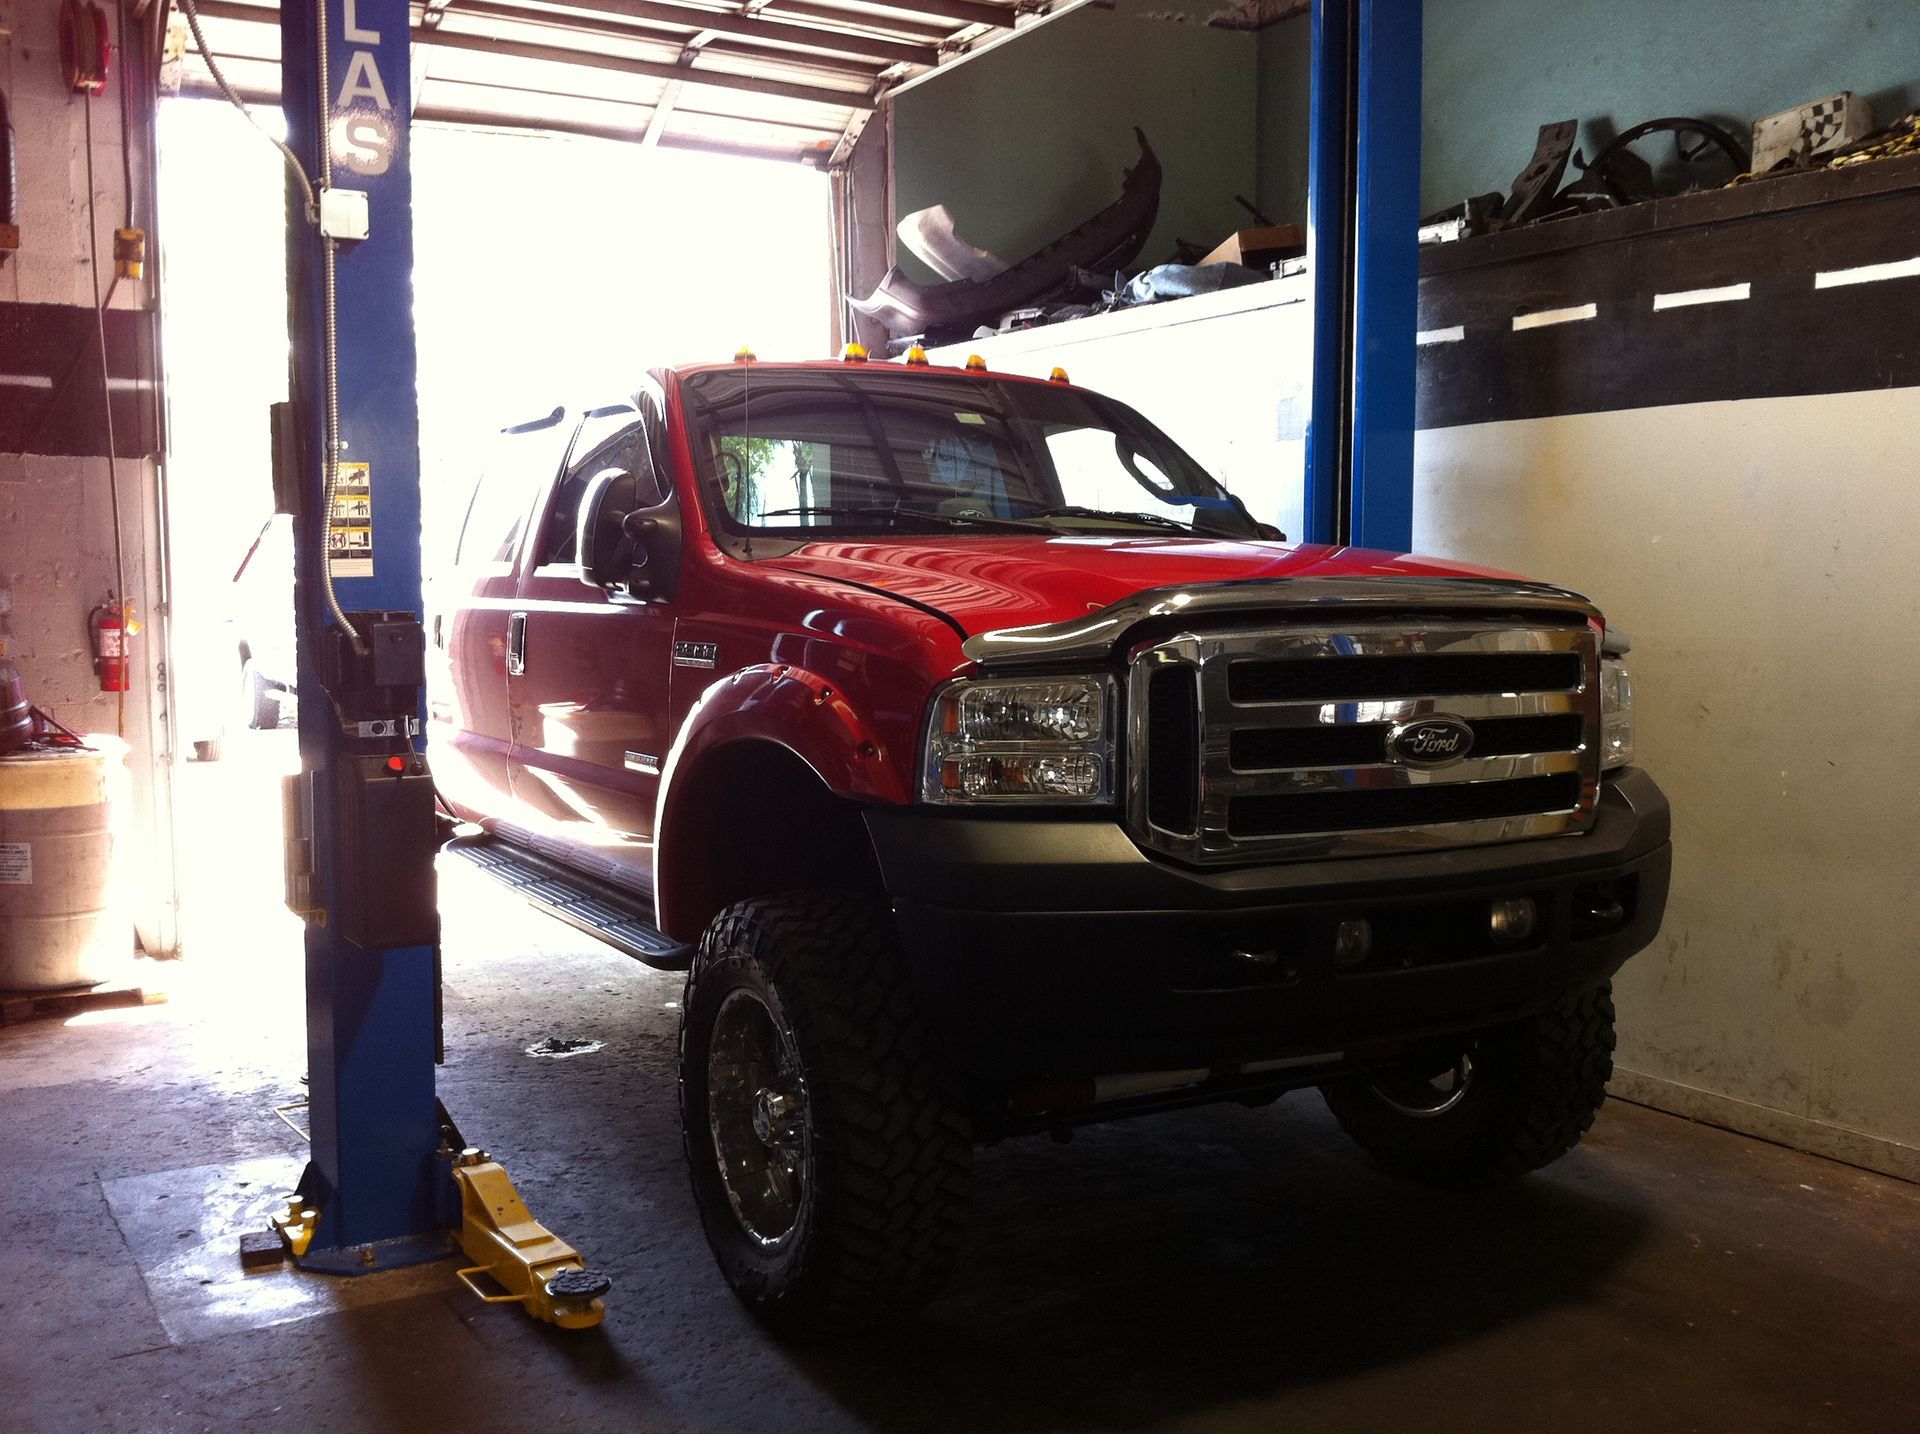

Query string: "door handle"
[[506, 612, 528, 676]]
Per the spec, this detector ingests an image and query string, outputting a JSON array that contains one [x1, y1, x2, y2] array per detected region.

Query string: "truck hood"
[[767, 534, 1526, 637]]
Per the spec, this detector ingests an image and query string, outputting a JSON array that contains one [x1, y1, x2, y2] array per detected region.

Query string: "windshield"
[[681, 368, 1262, 542]]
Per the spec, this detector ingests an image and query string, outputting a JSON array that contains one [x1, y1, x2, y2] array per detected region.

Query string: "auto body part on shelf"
[[1424, 115, 1750, 241], [896, 204, 1006, 283], [1559, 117, 1748, 212], [1751, 93, 1875, 176], [852, 130, 1162, 340], [1498, 119, 1579, 228]]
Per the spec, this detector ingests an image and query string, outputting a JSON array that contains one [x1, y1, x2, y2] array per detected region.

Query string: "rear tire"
[[1321, 983, 1617, 1187], [240, 656, 280, 731], [679, 891, 971, 1336]]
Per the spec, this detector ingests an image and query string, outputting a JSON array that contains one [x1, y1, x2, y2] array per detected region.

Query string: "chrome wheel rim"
[[707, 988, 809, 1245], [1371, 1053, 1475, 1119]]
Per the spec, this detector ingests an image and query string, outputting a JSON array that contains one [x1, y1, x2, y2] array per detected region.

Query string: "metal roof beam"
[[183, 15, 874, 111], [456, 0, 940, 66], [788, 0, 1013, 31], [190, 0, 890, 79], [183, 0, 947, 64], [402, 27, 878, 110], [755, 0, 952, 40], [641, 79, 683, 147], [175, 71, 832, 164]]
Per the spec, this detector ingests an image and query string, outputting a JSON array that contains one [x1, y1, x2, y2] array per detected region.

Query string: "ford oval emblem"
[[1385, 716, 1475, 767]]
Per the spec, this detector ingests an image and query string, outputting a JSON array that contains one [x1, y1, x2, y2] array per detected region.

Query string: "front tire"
[[1321, 984, 1617, 1187], [679, 892, 971, 1336]]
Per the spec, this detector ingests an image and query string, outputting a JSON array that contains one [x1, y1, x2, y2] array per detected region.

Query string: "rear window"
[[454, 410, 575, 567]]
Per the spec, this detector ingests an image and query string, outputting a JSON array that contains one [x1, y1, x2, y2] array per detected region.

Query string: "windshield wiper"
[[1018, 505, 1194, 532], [758, 505, 1033, 533]]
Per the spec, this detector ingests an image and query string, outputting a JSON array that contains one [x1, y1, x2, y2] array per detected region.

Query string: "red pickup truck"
[[428, 355, 1670, 1335]]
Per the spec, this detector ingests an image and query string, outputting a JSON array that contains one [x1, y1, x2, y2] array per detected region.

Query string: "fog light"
[[1490, 897, 1537, 944], [1333, 918, 1372, 967]]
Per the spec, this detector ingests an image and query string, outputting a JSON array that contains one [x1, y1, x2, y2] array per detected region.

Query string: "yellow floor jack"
[[446, 1147, 611, 1330], [270, 1109, 611, 1331]]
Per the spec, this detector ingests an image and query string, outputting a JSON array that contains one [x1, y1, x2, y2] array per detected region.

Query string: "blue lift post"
[[270, 4, 609, 1326], [280, 0, 446, 1273], [1303, 0, 1423, 553]]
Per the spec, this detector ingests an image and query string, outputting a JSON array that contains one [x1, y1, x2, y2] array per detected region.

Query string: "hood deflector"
[[961, 577, 1600, 669]]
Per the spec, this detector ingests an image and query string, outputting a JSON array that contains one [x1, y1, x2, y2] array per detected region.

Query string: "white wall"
[[0, 0, 178, 957], [1416, 389, 1920, 1178]]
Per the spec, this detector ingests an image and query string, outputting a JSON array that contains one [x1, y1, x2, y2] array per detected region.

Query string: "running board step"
[[445, 835, 690, 971]]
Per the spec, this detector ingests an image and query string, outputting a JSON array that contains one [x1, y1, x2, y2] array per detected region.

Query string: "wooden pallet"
[[0, 980, 165, 1027]]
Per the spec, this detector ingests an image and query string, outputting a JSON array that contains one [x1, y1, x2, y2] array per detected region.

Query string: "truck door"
[[504, 402, 675, 896], [426, 409, 573, 823]]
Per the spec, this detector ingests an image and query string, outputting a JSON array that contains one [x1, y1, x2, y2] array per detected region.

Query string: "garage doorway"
[[155, 97, 834, 960]]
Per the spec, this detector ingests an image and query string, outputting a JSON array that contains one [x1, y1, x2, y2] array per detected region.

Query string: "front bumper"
[[863, 769, 1671, 1082]]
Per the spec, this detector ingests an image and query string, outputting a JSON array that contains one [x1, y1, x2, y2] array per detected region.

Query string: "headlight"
[[921, 676, 1115, 804], [1600, 656, 1634, 770]]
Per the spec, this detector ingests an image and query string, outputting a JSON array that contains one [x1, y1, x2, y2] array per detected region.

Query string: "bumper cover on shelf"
[[863, 769, 1671, 1081]]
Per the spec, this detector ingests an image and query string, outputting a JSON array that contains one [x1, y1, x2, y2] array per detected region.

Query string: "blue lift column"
[[1303, 0, 1424, 553], [279, 0, 447, 1273]]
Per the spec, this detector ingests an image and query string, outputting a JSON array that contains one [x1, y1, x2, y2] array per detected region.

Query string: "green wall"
[[897, 0, 1920, 260], [1253, 16, 1312, 227], [1421, 0, 1920, 215], [888, 1, 1259, 284], [1254, 0, 1920, 225]]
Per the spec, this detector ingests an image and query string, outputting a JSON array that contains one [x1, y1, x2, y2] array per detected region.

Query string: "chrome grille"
[[1128, 622, 1602, 864]]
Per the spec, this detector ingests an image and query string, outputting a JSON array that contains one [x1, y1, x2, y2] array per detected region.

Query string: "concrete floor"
[[2, 735, 1917, 1433]]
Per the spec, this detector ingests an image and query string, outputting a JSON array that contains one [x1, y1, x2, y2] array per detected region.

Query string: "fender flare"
[[653, 663, 909, 935]]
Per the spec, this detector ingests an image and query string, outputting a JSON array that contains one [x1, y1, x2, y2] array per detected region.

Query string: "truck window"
[[455, 464, 538, 568], [682, 368, 1256, 539], [455, 410, 576, 567], [538, 409, 665, 568]]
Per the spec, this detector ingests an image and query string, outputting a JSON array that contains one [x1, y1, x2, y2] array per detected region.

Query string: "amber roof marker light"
[[965, 354, 987, 373], [1048, 366, 1071, 384], [842, 342, 869, 363], [734, 346, 756, 362], [904, 345, 930, 366]]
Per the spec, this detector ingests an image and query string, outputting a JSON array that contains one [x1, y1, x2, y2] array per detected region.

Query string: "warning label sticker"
[[0, 843, 31, 885], [328, 461, 374, 578]]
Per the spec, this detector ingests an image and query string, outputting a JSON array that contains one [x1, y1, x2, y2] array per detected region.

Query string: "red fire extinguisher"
[[88, 595, 131, 693]]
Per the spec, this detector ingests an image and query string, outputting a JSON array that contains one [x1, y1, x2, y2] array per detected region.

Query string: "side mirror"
[[578, 469, 681, 602]]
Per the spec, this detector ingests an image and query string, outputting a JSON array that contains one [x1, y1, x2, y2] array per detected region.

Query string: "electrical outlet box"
[[318, 187, 371, 242], [320, 611, 426, 722]]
